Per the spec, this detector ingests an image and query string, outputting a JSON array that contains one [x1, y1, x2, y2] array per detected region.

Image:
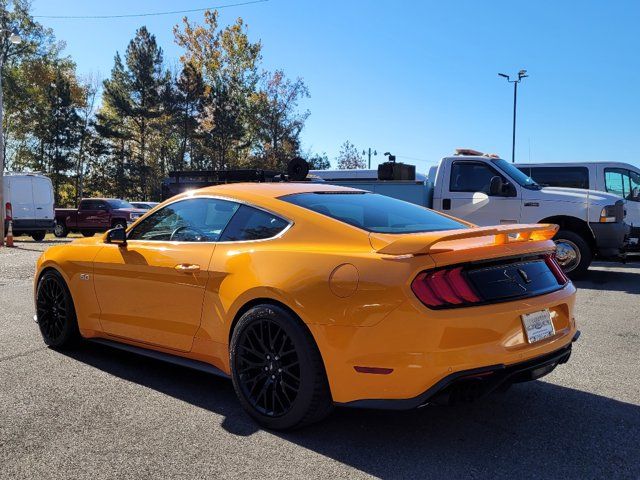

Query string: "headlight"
[[599, 201, 624, 223], [599, 206, 616, 223]]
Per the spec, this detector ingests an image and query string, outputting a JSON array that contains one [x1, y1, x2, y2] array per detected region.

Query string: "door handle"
[[175, 263, 200, 273], [36, 207, 43, 210]]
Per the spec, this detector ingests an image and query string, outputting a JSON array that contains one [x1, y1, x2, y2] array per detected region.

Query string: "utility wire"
[[33, 0, 268, 19]]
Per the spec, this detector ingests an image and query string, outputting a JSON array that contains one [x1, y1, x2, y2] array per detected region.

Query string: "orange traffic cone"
[[5, 220, 14, 247]]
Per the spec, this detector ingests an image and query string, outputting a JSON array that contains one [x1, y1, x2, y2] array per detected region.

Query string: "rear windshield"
[[281, 192, 467, 234]]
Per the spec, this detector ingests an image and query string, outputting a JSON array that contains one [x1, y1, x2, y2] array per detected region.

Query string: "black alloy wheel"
[[36, 270, 80, 348], [236, 318, 301, 417], [230, 305, 333, 430]]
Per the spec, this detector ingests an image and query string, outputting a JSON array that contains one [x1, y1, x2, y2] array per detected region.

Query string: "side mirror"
[[106, 227, 127, 246], [489, 176, 504, 196]]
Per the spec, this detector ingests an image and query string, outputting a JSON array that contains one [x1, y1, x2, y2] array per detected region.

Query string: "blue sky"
[[31, 0, 640, 171]]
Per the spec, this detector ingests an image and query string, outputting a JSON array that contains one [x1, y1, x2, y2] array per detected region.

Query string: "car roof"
[[191, 182, 366, 200]]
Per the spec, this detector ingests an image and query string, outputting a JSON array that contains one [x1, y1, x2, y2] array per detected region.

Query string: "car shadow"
[[61, 342, 639, 479], [573, 262, 640, 294]]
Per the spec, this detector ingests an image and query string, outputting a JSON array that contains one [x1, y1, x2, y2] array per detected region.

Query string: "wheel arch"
[[538, 215, 595, 249]]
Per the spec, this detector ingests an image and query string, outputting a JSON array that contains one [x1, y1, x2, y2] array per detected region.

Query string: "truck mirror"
[[489, 176, 504, 196], [106, 227, 127, 246]]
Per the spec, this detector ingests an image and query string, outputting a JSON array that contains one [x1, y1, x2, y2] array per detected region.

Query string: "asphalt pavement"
[[1, 240, 638, 479]]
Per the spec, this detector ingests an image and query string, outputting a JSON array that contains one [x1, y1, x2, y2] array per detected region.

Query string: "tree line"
[[2, 2, 377, 206]]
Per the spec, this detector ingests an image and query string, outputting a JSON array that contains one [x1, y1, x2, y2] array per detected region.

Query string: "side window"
[[80, 200, 95, 210], [629, 171, 640, 202], [220, 205, 289, 242], [605, 168, 630, 198], [450, 161, 504, 193], [528, 167, 590, 189], [96, 201, 109, 211], [128, 198, 239, 242]]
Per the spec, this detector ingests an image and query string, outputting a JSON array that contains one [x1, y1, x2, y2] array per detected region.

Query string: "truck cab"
[[515, 161, 640, 250]]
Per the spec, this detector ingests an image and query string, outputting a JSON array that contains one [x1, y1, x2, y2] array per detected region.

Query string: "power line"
[[33, 0, 269, 20]]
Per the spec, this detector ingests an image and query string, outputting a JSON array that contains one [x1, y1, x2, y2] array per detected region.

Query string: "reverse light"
[[411, 267, 481, 308]]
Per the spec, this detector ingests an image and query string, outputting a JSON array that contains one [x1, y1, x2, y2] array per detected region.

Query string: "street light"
[[362, 148, 377, 169], [498, 69, 528, 163], [0, 26, 21, 246]]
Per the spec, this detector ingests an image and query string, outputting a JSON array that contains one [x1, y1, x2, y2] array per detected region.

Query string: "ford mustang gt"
[[34, 183, 579, 429]]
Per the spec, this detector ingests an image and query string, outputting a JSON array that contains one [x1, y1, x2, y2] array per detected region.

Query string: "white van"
[[516, 162, 640, 248], [2, 172, 55, 241]]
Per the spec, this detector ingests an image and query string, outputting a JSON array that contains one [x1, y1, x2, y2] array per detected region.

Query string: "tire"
[[53, 221, 68, 238], [112, 219, 127, 230], [35, 270, 81, 349], [554, 230, 592, 279], [81, 230, 95, 237], [230, 304, 333, 430], [31, 231, 46, 241]]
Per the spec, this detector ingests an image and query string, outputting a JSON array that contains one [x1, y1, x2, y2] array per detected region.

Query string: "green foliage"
[[3, 6, 319, 205]]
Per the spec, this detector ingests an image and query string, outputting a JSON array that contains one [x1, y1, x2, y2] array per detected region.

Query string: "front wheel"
[[554, 230, 592, 278], [53, 221, 68, 238], [31, 231, 46, 241], [230, 304, 333, 430], [81, 230, 95, 237], [36, 270, 81, 348]]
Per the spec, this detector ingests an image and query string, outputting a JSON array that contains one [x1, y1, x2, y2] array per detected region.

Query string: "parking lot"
[[1, 240, 638, 480]]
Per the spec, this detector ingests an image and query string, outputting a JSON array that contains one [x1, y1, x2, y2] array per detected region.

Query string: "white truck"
[[515, 161, 639, 250], [312, 150, 629, 277], [2, 172, 55, 241]]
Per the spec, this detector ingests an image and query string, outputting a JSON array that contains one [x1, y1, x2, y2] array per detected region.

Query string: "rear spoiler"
[[372, 224, 558, 255]]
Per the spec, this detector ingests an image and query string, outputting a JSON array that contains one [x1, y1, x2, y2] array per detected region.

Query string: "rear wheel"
[[31, 231, 46, 241], [53, 221, 68, 238], [554, 230, 592, 279], [230, 304, 333, 430], [81, 230, 95, 237], [36, 270, 81, 348]]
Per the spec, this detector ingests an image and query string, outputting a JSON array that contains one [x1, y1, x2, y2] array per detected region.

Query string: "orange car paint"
[[35, 182, 577, 404]]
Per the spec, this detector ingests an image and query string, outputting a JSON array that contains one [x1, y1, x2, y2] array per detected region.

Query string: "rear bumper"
[[589, 221, 629, 257], [340, 331, 579, 410], [310, 283, 578, 405], [5, 219, 54, 232]]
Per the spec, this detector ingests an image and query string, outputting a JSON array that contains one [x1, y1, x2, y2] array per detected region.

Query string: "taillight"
[[544, 254, 569, 285], [5, 202, 12, 221], [411, 266, 481, 308]]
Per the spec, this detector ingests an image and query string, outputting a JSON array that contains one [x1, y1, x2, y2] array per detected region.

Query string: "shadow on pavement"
[[574, 262, 640, 294], [62, 342, 640, 479]]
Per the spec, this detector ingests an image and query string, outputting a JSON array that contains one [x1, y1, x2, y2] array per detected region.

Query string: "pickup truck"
[[54, 198, 146, 238], [313, 150, 629, 277]]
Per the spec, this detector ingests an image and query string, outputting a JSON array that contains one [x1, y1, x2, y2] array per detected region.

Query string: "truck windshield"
[[281, 192, 467, 234], [492, 158, 541, 190], [107, 199, 134, 209]]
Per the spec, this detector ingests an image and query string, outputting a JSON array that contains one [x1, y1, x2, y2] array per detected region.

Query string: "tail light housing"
[[411, 255, 570, 309], [5, 202, 12, 221], [544, 253, 569, 285], [411, 266, 481, 308]]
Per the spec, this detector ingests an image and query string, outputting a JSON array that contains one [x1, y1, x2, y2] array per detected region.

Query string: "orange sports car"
[[34, 183, 579, 429]]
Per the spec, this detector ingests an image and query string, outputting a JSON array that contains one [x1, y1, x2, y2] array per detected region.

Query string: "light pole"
[[498, 69, 528, 163], [0, 24, 21, 246], [362, 148, 377, 169]]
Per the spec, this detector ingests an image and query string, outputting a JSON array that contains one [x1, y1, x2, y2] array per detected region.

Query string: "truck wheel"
[[31, 231, 46, 241], [81, 230, 95, 237], [53, 221, 68, 238], [554, 230, 592, 278]]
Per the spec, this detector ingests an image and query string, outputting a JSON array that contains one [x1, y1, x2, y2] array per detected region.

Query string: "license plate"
[[521, 309, 555, 344]]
